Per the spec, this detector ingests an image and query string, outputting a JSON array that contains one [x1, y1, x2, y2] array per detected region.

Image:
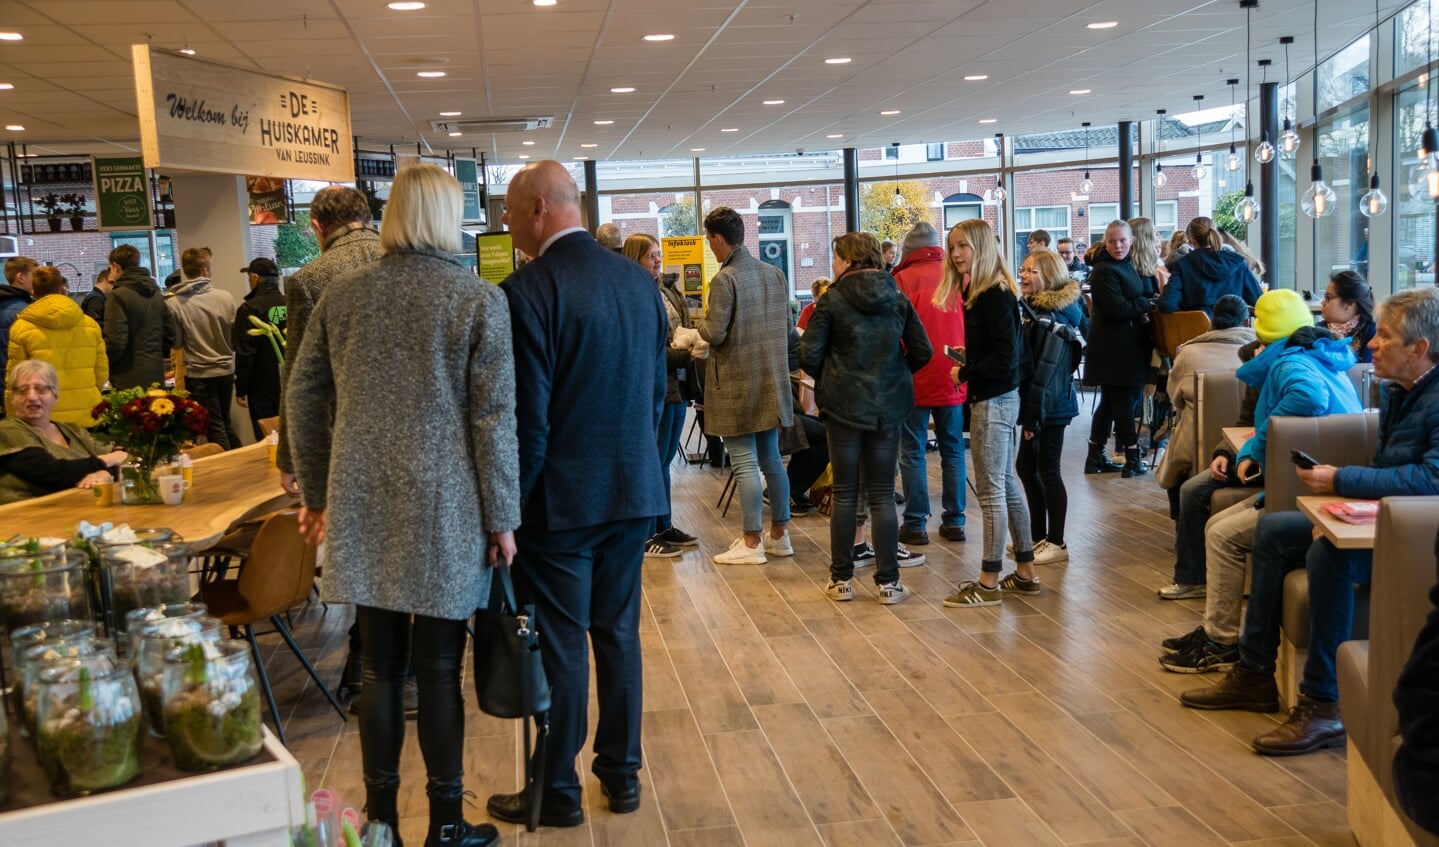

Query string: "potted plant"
[[37, 193, 63, 232], [60, 192, 86, 232], [90, 386, 210, 504]]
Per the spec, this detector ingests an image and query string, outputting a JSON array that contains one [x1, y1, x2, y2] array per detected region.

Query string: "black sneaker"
[[895, 544, 925, 567], [852, 542, 876, 566], [644, 537, 683, 559], [898, 527, 930, 546], [1161, 625, 1208, 653], [790, 499, 817, 516], [938, 525, 966, 542], [1159, 638, 1239, 674], [657, 527, 699, 547]]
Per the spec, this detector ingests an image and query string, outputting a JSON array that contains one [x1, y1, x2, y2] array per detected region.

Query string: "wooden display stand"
[[0, 727, 303, 846]]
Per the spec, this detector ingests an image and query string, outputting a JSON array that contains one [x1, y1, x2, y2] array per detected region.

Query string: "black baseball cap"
[[240, 258, 279, 277]]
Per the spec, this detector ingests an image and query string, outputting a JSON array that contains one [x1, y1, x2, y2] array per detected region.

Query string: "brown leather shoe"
[[1179, 665, 1280, 712], [1252, 695, 1345, 756]]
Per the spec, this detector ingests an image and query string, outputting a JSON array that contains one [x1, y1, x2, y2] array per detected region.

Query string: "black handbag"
[[472, 565, 552, 831]]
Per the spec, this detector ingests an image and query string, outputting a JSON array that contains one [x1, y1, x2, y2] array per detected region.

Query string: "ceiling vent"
[[430, 116, 553, 133]]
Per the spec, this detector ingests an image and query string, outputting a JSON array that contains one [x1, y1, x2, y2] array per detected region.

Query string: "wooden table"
[[1223, 426, 1254, 453], [1297, 495, 1379, 549], [0, 442, 296, 551]]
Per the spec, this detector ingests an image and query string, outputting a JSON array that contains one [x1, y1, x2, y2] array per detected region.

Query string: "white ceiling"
[[0, 0, 1414, 164]]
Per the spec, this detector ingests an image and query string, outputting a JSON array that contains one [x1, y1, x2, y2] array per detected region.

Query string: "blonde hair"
[[935, 218, 1017, 311], [1025, 249, 1069, 294], [380, 163, 463, 254], [1127, 217, 1160, 278], [621, 233, 659, 268], [1220, 230, 1266, 278]]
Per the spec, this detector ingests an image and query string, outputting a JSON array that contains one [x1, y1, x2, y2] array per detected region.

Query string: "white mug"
[[157, 474, 185, 506]]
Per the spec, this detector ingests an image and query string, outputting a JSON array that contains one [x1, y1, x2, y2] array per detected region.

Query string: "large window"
[[1318, 35, 1371, 113], [1314, 104, 1371, 281], [1395, 82, 1437, 291], [1396, 1, 1433, 77]]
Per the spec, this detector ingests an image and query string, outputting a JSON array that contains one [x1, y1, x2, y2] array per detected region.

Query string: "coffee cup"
[[157, 474, 185, 506], [267, 442, 278, 466], [93, 480, 116, 506]]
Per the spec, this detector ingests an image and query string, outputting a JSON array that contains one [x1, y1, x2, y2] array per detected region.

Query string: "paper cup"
[[157, 474, 185, 506], [267, 442, 278, 466], [180, 465, 193, 489], [93, 481, 116, 506]]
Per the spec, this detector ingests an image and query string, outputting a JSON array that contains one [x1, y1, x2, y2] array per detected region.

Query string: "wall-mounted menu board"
[[132, 45, 355, 184]]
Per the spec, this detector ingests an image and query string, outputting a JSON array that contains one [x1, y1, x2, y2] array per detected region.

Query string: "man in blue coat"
[[1182, 287, 1439, 756], [489, 160, 668, 827]]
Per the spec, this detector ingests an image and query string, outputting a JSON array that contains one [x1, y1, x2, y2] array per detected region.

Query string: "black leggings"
[[1016, 425, 1068, 545], [355, 607, 468, 810], [827, 420, 901, 586], [1088, 384, 1141, 449]]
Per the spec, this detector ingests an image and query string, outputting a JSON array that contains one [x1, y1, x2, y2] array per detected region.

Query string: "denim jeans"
[[724, 428, 789, 534], [1016, 424, 1067, 545], [652, 402, 687, 534], [786, 414, 829, 500], [971, 390, 1032, 570], [827, 420, 901, 586], [898, 405, 967, 531], [1237, 510, 1373, 700]]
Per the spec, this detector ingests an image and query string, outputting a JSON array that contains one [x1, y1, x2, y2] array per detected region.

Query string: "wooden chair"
[[183, 442, 224, 460], [197, 510, 346, 745], [258, 417, 281, 438], [1152, 309, 1211, 360]]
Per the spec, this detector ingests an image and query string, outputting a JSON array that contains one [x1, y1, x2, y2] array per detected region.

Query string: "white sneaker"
[[824, 579, 853, 602], [714, 538, 767, 565], [1031, 539, 1069, 565], [764, 530, 794, 557], [877, 581, 911, 605]]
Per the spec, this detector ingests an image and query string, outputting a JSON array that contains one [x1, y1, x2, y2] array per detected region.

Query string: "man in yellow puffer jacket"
[[6, 267, 108, 426]]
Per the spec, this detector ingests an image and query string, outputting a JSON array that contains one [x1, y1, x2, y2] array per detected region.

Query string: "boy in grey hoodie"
[[168, 246, 240, 448]]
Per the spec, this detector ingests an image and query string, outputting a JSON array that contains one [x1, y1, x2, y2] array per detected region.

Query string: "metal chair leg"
[[271, 615, 348, 721], [245, 624, 287, 747], [716, 468, 735, 509]]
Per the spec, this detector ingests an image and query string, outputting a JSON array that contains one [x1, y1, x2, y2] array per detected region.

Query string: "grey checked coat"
[[286, 247, 521, 621], [699, 245, 795, 437]]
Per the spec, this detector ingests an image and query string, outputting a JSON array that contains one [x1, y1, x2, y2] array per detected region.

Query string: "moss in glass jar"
[[163, 645, 262, 771], [36, 667, 142, 796], [0, 558, 74, 631]]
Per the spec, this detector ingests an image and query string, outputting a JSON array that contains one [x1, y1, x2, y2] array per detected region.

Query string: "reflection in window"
[[1394, 83, 1437, 291], [1396, 1, 1433, 77], [1318, 35, 1371, 113], [1314, 104, 1371, 281]]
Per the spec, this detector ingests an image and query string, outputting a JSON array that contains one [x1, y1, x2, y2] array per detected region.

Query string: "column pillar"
[[582, 159, 599, 232], [842, 148, 859, 233], [1259, 81, 1279, 287], [1117, 121, 1134, 220]]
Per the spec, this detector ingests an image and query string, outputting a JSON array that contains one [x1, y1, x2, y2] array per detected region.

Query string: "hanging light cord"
[[1312, 0, 1320, 168]]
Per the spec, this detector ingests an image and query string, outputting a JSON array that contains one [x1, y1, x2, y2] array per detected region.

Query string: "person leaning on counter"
[[0, 359, 126, 503]]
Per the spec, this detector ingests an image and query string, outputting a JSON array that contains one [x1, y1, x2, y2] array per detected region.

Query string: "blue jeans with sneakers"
[[724, 428, 789, 534], [970, 390, 1032, 571], [899, 405, 967, 533]]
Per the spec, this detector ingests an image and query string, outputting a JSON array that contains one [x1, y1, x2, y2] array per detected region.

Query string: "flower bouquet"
[[91, 386, 209, 505]]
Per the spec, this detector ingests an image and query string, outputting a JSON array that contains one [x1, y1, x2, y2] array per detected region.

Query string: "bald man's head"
[[504, 160, 583, 256]]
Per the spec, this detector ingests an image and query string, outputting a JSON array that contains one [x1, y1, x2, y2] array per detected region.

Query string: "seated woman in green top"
[[0, 359, 127, 503]]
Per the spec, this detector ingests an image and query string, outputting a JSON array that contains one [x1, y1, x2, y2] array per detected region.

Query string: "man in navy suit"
[[488, 160, 668, 828]]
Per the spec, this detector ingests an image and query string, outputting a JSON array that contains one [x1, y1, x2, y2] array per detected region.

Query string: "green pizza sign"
[[92, 156, 153, 230]]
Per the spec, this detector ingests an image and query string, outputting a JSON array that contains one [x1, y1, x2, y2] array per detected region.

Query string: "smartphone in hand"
[[944, 345, 967, 365], [1291, 449, 1320, 470]]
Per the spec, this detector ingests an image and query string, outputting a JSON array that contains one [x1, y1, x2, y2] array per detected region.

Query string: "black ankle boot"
[[1122, 446, 1149, 478], [1084, 441, 1122, 474], [427, 796, 499, 847]]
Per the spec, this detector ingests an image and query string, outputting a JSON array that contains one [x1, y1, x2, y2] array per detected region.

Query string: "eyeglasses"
[[1323, 292, 1341, 302], [11, 384, 54, 397], [1018, 266, 1038, 275], [647, 251, 663, 260]]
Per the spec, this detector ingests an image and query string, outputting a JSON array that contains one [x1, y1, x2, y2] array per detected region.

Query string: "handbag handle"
[[495, 563, 520, 616]]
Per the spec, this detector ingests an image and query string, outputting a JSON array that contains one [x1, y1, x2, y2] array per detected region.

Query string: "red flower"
[[91, 400, 111, 417], [122, 399, 144, 417]]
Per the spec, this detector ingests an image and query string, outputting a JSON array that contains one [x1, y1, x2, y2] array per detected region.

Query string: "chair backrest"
[[1195, 369, 1244, 461], [184, 442, 224, 460], [258, 417, 281, 437], [1153, 309, 1211, 360], [233, 510, 317, 622], [1265, 412, 1381, 512], [1346, 362, 1379, 410]]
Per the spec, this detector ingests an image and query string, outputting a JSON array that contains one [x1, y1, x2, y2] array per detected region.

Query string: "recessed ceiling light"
[[533, 0, 557, 6], [417, 70, 447, 78], [5, 125, 23, 131], [880, 109, 901, 115], [1086, 20, 1119, 29], [594, 119, 614, 125], [448, 131, 462, 136], [581, 143, 597, 148], [522, 140, 536, 146], [574, 155, 588, 160], [0, 33, 23, 42], [964, 74, 988, 81], [824, 57, 851, 65], [1069, 88, 1091, 95], [643, 33, 674, 41], [978, 118, 997, 124], [518, 154, 530, 159], [826, 133, 843, 138], [179, 47, 196, 55], [690, 147, 706, 152], [440, 110, 461, 116], [721, 127, 738, 132], [763, 99, 785, 105], [611, 86, 635, 93], [0, 83, 13, 90], [388, 1, 426, 9]]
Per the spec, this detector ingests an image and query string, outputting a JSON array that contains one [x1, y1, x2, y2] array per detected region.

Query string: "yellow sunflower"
[[145, 389, 167, 398], [150, 398, 175, 415]]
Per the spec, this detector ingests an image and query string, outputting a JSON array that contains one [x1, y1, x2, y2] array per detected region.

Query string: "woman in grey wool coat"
[[287, 163, 520, 847]]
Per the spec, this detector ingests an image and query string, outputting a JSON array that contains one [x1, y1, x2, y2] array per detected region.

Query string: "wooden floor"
[[267, 408, 1354, 847]]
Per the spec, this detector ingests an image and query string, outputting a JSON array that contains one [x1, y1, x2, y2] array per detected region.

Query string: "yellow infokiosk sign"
[[661, 236, 718, 318], [132, 45, 355, 183]]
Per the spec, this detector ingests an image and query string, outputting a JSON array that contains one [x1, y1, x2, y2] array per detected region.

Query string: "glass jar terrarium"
[[20, 636, 114, 739], [133, 611, 220, 736], [9, 620, 96, 730], [35, 657, 141, 796], [162, 640, 263, 771], [124, 601, 208, 657], [0, 550, 91, 638], [98, 540, 192, 638]]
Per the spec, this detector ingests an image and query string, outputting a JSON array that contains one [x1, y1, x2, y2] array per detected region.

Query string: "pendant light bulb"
[[1154, 161, 1168, 188], [1421, 123, 1439, 166], [1191, 152, 1208, 180], [1279, 118, 1301, 160], [1226, 143, 1242, 172], [992, 181, 1006, 202], [1358, 173, 1389, 218], [1302, 161, 1337, 218], [892, 185, 906, 208], [1236, 181, 1261, 224], [1255, 133, 1276, 164], [1079, 171, 1094, 195]]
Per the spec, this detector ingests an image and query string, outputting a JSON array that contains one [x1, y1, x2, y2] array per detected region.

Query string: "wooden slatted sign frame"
[[132, 45, 355, 184]]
